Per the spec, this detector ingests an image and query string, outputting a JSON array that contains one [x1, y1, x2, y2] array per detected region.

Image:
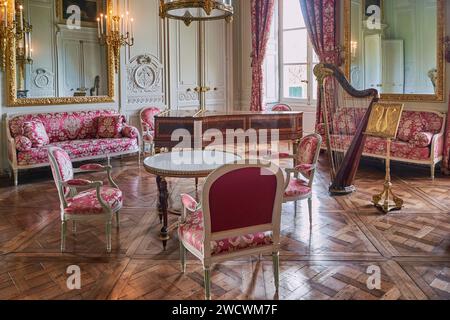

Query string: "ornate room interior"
[[0, 0, 449, 301]]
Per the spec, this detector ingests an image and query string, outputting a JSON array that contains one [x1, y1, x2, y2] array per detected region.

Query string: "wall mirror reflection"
[[5, 0, 114, 106], [345, 0, 444, 101]]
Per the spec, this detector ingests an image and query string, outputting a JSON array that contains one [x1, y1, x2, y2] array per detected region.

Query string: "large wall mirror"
[[344, 0, 445, 101], [6, 0, 114, 106]]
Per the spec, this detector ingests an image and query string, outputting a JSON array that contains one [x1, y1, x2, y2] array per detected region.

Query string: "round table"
[[144, 150, 241, 249]]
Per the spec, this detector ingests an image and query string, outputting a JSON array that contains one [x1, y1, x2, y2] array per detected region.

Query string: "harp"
[[314, 63, 379, 194]]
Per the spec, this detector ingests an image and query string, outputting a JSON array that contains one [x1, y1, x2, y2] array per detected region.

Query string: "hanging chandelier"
[[159, 0, 234, 26]]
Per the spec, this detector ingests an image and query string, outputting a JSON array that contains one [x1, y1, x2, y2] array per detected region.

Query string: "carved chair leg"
[[308, 198, 313, 226], [72, 221, 77, 233], [431, 163, 436, 180], [294, 201, 298, 216], [204, 266, 211, 300], [180, 242, 186, 273], [61, 220, 67, 253], [116, 211, 120, 228], [13, 169, 18, 186], [107, 156, 111, 166], [272, 252, 280, 292], [106, 221, 112, 253]]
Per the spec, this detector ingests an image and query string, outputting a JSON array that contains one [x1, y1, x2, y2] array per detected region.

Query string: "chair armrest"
[[431, 132, 445, 161], [75, 164, 109, 173], [62, 179, 103, 188], [7, 137, 17, 166], [180, 194, 201, 223], [74, 164, 119, 189]]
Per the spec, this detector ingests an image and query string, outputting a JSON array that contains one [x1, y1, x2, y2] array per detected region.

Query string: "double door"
[[167, 20, 230, 111]]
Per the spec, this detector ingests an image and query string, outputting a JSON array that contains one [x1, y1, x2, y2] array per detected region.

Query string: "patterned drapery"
[[299, 0, 339, 125], [443, 99, 450, 174], [250, 0, 275, 111]]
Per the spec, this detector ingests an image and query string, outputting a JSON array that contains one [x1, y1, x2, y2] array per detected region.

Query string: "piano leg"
[[156, 175, 170, 250]]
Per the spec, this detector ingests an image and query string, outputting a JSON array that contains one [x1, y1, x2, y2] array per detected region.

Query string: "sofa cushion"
[[412, 132, 434, 148], [122, 125, 139, 139], [97, 115, 125, 139], [15, 136, 32, 152], [17, 138, 138, 166], [178, 210, 273, 256], [65, 187, 123, 215], [397, 111, 425, 142], [9, 110, 119, 143], [329, 135, 431, 161], [23, 121, 50, 147]]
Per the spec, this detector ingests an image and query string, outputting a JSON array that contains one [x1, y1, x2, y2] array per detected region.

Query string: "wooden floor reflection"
[[0, 152, 449, 300]]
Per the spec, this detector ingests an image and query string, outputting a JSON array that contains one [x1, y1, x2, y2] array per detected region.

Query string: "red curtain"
[[443, 101, 450, 174], [299, 0, 339, 126], [250, 0, 275, 111]]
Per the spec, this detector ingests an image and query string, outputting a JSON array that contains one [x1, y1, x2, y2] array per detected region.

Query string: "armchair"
[[140, 107, 161, 155], [48, 147, 123, 253], [282, 134, 322, 225], [178, 161, 285, 300]]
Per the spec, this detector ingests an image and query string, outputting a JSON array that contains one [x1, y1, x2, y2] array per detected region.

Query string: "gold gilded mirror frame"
[[5, 0, 115, 107], [343, 0, 445, 102]]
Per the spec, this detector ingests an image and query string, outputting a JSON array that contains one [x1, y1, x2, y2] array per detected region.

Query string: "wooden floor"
[[0, 152, 449, 300]]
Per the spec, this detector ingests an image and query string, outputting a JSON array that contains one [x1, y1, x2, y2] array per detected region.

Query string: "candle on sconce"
[[130, 18, 134, 39], [125, 11, 129, 34], [120, 14, 124, 34], [19, 4, 23, 31], [4, 2, 8, 27], [105, 15, 108, 36], [97, 17, 101, 38], [100, 13, 104, 35]]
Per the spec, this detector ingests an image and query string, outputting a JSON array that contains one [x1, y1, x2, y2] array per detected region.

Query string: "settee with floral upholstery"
[[6, 109, 140, 185], [317, 108, 446, 179]]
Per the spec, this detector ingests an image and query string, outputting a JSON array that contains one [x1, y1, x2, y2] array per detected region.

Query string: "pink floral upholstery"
[[141, 107, 160, 131], [397, 111, 425, 142], [65, 179, 93, 186], [97, 115, 125, 139], [412, 132, 434, 148], [122, 125, 139, 139], [295, 163, 315, 173], [65, 187, 123, 215], [18, 138, 138, 166], [9, 110, 118, 143], [284, 179, 311, 198], [318, 109, 445, 166], [14, 136, 32, 152], [178, 210, 273, 256], [79, 164, 106, 171], [181, 194, 199, 212], [49, 148, 74, 182], [271, 104, 292, 112], [140, 107, 160, 144], [330, 135, 431, 161], [296, 135, 321, 178], [23, 121, 50, 147]]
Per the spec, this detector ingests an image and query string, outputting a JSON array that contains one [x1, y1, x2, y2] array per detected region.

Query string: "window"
[[264, 0, 319, 105]]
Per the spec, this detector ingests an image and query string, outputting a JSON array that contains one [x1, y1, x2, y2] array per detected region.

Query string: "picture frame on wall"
[[56, 0, 104, 27]]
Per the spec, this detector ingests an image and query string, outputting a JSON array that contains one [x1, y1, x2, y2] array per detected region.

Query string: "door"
[[364, 34, 382, 92]]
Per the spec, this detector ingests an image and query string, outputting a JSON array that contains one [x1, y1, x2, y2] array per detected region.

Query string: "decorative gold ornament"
[[5, 0, 115, 106], [97, 1, 134, 73], [365, 103, 405, 214], [159, 0, 234, 26]]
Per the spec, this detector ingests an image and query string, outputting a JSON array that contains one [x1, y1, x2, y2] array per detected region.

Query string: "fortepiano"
[[154, 110, 304, 150]]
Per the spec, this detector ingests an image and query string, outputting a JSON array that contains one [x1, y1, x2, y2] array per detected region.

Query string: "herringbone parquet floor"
[[0, 152, 449, 300]]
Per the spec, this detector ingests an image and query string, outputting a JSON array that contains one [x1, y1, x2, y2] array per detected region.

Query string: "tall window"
[[264, 0, 319, 105]]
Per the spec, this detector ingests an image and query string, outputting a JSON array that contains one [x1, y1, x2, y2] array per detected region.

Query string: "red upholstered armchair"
[[48, 147, 123, 253], [140, 107, 161, 155], [178, 161, 285, 300], [283, 134, 322, 225]]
